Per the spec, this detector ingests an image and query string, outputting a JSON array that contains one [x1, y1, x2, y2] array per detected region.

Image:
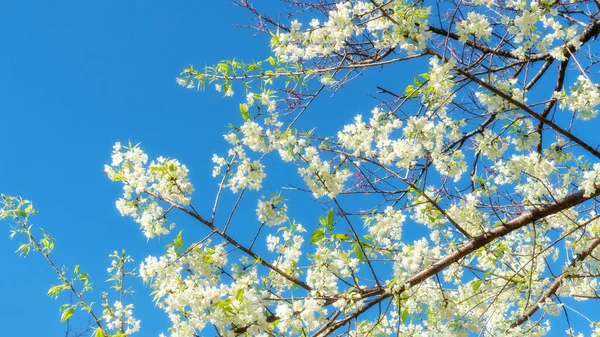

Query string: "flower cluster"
[[557, 75, 600, 120], [504, 2, 551, 57], [474, 129, 508, 160], [392, 238, 441, 281], [420, 57, 456, 112], [102, 301, 140, 335], [307, 244, 360, 296], [337, 108, 403, 162], [475, 76, 525, 115], [337, 114, 377, 157], [272, 3, 361, 62], [212, 131, 268, 193], [410, 187, 446, 228], [446, 192, 488, 236], [256, 194, 289, 226], [240, 120, 269, 153], [104, 143, 194, 239], [456, 12, 492, 43], [271, 1, 431, 62], [582, 163, 600, 197], [365, 206, 405, 251], [265, 223, 306, 292], [275, 298, 328, 333], [298, 146, 352, 198], [492, 153, 560, 203]]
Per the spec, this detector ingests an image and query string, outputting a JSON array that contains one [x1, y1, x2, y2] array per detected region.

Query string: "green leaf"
[[471, 279, 483, 292], [318, 216, 326, 226], [79, 272, 90, 286], [60, 307, 75, 322], [404, 84, 418, 98], [25, 204, 35, 215], [201, 248, 215, 264], [402, 309, 409, 323], [235, 288, 244, 301], [353, 244, 365, 262], [215, 298, 233, 312], [326, 209, 334, 231], [74, 264, 80, 274], [93, 328, 106, 337], [174, 230, 184, 248], [15, 243, 30, 256], [217, 63, 230, 73], [358, 239, 373, 249], [332, 233, 350, 241], [48, 285, 64, 298], [310, 228, 325, 245], [239, 103, 250, 120], [149, 166, 164, 174]]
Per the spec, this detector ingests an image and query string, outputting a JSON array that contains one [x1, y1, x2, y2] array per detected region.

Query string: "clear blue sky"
[[0, 1, 400, 336]]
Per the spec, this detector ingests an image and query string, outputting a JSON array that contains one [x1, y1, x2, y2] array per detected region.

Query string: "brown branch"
[[314, 187, 600, 336], [510, 237, 600, 328], [536, 58, 569, 153], [427, 25, 518, 59], [147, 193, 313, 292], [450, 62, 600, 160]]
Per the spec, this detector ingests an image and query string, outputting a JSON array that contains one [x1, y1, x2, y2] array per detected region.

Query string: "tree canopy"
[[4, 0, 600, 336]]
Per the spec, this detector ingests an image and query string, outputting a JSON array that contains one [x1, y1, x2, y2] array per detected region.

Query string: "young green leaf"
[[326, 209, 334, 231], [310, 228, 325, 245], [93, 328, 106, 337], [353, 244, 365, 262], [47, 285, 64, 298], [174, 230, 184, 248], [239, 103, 250, 120], [60, 307, 75, 322]]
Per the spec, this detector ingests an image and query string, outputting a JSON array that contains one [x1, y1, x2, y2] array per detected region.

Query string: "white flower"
[[246, 92, 255, 105], [240, 120, 269, 153], [228, 159, 266, 193], [266, 234, 280, 252], [106, 143, 194, 239], [557, 75, 600, 120], [582, 163, 600, 197], [366, 206, 405, 250], [256, 194, 288, 226], [211, 154, 227, 177], [102, 301, 141, 335], [298, 146, 351, 199], [456, 12, 492, 43]]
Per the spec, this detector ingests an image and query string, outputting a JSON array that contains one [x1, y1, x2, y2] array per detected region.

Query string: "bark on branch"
[[317, 188, 600, 335]]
